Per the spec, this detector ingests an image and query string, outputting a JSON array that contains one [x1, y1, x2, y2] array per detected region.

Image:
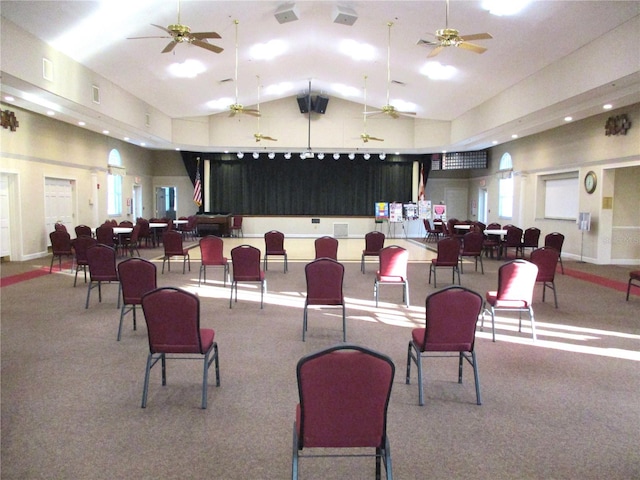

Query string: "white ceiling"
[[1, 0, 640, 152]]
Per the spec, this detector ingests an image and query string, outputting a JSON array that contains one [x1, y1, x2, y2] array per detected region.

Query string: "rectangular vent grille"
[[333, 223, 349, 238], [92, 85, 100, 104], [42, 58, 53, 81], [145, 113, 150, 127]]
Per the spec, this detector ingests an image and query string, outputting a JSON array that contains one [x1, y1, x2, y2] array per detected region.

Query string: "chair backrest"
[[72, 236, 98, 264], [231, 245, 262, 281], [529, 247, 559, 282], [118, 258, 157, 305], [141, 287, 204, 354], [305, 258, 344, 306], [200, 236, 226, 265], [435, 237, 460, 264], [54, 222, 68, 232], [265, 230, 286, 253], [378, 245, 408, 280], [503, 226, 524, 246], [487, 222, 501, 230], [119, 220, 134, 227], [95, 224, 115, 246], [295, 344, 395, 449], [523, 227, 541, 247], [314, 236, 338, 260], [49, 230, 72, 253], [496, 259, 538, 304], [129, 224, 141, 242], [86, 244, 118, 281], [163, 230, 184, 255], [461, 231, 484, 255], [417, 285, 484, 352], [232, 216, 243, 228], [74, 225, 92, 238], [544, 232, 565, 254], [136, 218, 151, 237], [364, 231, 385, 254]]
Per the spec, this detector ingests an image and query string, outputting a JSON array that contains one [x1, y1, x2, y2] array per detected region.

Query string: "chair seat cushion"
[[307, 296, 343, 306], [431, 259, 457, 266], [411, 329, 472, 352], [376, 274, 406, 282], [486, 291, 529, 308], [200, 328, 215, 351], [630, 271, 640, 280]]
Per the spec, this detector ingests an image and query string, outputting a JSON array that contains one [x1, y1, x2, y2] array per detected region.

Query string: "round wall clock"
[[584, 171, 597, 194]]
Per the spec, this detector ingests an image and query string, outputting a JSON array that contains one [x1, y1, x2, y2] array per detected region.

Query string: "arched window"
[[107, 149, 123, 216], [498, 152, 513, 219]]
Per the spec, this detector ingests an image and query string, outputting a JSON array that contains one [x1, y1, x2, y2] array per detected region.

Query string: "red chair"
[[374, 245, 409, 307], [161, 230, 191, 274], [140, 287, 220, 409], [530, 247, 560, 308], [264, 230, 288, 273], [406, 286, 484, 406], [522, 227, 541, 257], [95, 223, 116, 249], [361, 231, 385, 273], [314, 236, 338, 260], [198, 236, 229, 286], [71, 235, 97, 287], [85, 244, 121, 309], [49, 230, 74, 273], [303, 258, 346, 342], [459, 231, 485, 274], [74, 224, 92, 238], [482, 259, 538, 342], [121, 224, 141, 257], [230, 215, 244, 237], [429, 237, 460, 288], [54, 222, 68, 233], [544, 232, 565, 274], [230, 245, 266, 309], [627, 271, 640, 301], [292, 344, 395, 480], [117, 258, 157, 341], [423, 219, 442, 243], [502, 226, 524, 259], [136, 218, 152, 247]]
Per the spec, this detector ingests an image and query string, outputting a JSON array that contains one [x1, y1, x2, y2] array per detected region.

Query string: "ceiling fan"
[[127, 0, 223, 54], [253, 76, 277, 142], [368, 22, 416, 119], [417, 0, 492, 58], [229, 20, 260, 117], [361, 76, 384, 143]]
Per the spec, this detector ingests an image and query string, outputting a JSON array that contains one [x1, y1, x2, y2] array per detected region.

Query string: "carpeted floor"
[[1, 237, 639, 479]]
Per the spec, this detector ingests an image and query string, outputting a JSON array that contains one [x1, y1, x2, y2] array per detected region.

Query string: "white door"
[[45, 178, 74, 241], [0, 174, 10, 257], [478, 189, 488, 224], [444, 187, 469, 220], [132, 184, 142, 219]]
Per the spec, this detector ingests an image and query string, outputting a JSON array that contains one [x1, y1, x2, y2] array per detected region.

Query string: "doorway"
[[155, 186, 176, 220], [478, 189, 488, 224]]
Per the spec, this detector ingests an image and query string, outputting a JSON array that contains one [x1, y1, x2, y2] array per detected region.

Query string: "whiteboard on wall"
[[544, 177, 579, 219]]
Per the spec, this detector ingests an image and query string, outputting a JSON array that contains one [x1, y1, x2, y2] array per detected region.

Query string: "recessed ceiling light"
[[103, 130, 109, 134], [511, 134, 518, 139], [603, 104, 613, 110], [5, 96, 15, 102], [492, 140, 498, 145], [47, 110, 55, 116], [140, 142, 146, 146], [78, 121, 86, 126], [564, 116, 573, 122]]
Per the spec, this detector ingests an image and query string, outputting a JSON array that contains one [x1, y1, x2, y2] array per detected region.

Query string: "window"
[[498, 152, 513, 219], [107, 149, 122, 216]]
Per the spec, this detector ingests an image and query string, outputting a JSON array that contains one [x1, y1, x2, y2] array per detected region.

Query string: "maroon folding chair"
[[117, 258, 157, 341], [85, 244, 121, 309], [292, 344, 395, 480], [406, 286, 484, 406], [459, 231, 485, 274], [199, 236, 229, 286], [482, 259, 538, 342], [314, 236, 338, 260], [71, 235, 97, 286], [530, 247, 560, 308], [627, 271, 640, 301], [429, 237, 460, 288], [264, 230, 288, 272], [161, 230, 191, 274], [141, 287, 220, 409], [544, 232, 565, 274], [49, 230, 74, 273], [230, 245, 266, 308], [361, 231, 385, 273], [303, 258, 346, 342], [374, 245, 409, 307]]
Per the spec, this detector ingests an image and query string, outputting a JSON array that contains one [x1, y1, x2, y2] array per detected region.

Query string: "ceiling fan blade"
[[427, 45, 444, 58], [191, 31, 222, 40], [417, 38, 439, 46], [459, 32, 493, 41], [458, 41, 488, 54], [162, 41, 178, 54], [243, 109, 261, 117], [262, 136, 277, 141], [192, 39, 223, 53], [151, 24, 172, 34], [127, 35, 171, 40]]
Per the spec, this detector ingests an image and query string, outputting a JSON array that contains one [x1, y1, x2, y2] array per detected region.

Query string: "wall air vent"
[[42, 58, 53, 81], [92, 85, 100, 104], [333, 223, 349, 238]]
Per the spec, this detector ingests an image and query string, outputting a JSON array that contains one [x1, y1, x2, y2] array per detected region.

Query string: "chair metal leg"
[[529, 307, 536, 342], [141, 353, 154, 408], [342, 304, 346, 342], [471, 351, 482, 405], [291, 424, 299, 480], [374, 280, 379, 307], [302, 305, 308, 341], [383, 436, 393, 480]]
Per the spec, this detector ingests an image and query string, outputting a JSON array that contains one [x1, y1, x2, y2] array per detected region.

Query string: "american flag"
[[193, 168, 202, 207], [418, 163, 425, 201]]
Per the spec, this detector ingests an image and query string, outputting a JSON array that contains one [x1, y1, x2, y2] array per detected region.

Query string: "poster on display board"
[[418, 200, 431, 219], [389, 202, 403, 223], [433, 204, 447, 222], [374, 202, 389, 220], [403, 202, 418, 220]]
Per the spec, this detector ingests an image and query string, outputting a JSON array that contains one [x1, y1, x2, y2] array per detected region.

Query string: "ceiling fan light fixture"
[[268, 152, 276, 159], [379, 153, 386, 160], [237, 152, 244, 159], [333, 153, 340, 160], [252, 152, 259, 159], [284, 152, 292, 159]]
